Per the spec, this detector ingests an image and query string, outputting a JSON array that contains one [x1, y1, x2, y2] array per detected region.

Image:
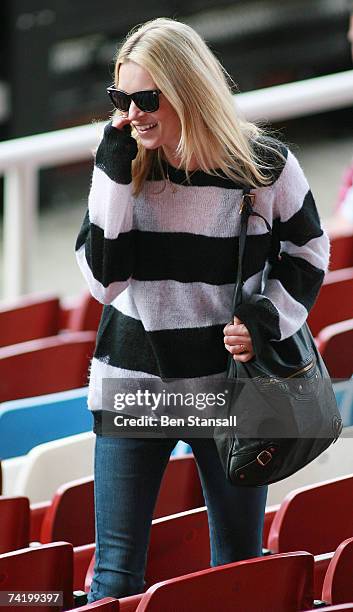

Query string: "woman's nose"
[[128, 100, 145, 121]]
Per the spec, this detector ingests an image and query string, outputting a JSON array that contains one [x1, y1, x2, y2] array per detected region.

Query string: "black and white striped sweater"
[[75, 122, 329, 411]]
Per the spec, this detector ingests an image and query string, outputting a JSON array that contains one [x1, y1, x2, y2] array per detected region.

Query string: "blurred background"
[[0, 0, 353, 298]]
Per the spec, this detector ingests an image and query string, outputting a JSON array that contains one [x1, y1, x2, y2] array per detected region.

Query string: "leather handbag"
[[213, 188, 343, 487]]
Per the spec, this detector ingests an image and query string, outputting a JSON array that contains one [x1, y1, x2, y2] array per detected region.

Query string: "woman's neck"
[[161, 146, 199, 171]]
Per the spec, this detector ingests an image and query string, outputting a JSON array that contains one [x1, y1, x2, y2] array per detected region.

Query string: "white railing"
[[1, 69, 353, 298]]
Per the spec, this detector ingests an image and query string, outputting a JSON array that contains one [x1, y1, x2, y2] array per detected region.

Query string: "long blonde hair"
[[113, 17, 283, 195]]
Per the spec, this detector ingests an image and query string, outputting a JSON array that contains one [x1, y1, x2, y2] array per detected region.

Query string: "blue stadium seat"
[[0, 388, 92, 459]]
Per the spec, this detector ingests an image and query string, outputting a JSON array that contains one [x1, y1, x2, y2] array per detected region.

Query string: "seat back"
[[0, 496, 30, 553], [0, 331, 95, 402], [154, 454, 204, 518], [14, 432, 95, 504], [136, 552, 314, 612], [328, 231, 353, 271], [322, 537, 353, 605], [308, 268, 353, 336], [0, 542, 73, 610], [268, 474, 353, 555], [0, 294, 60, 347], [68, 293, 103, 332], [0, 388, 91, 460], [85, 507, 210, 593], [40, 476, 95, 546], [316, 319, 353, 379]]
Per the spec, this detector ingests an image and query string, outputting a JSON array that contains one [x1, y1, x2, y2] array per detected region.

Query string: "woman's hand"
[[223, 316, 255, 362], [111, 113, 131, 131]]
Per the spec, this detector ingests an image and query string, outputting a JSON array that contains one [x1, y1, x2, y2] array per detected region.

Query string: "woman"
[[75, 17, 329, 601]]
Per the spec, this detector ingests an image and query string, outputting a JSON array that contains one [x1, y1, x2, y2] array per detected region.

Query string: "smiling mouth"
[[134, 122, 158, 134]]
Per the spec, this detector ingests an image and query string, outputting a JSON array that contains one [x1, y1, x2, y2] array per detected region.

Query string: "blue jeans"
[[88, 434, 268, 602]]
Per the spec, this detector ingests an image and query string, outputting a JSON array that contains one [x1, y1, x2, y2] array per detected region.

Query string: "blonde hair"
[[113, 17, 283, 195]]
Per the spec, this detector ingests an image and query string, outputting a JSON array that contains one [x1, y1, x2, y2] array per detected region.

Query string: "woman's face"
[[118, 61, 182, 161]]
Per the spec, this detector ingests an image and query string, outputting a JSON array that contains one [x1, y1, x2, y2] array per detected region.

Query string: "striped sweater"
[[75, 121, 330, 412]]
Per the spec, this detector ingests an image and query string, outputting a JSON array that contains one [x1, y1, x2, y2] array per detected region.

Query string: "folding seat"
[[0, 331, 95, 402], [84, 504, 281, 595], [0, 496, 30, 553], [40, 476, 95, 547], [39, 453, 204, 548], [322, 537, 353, 606], [267, 474, 353, 555], [132, 551, 314, 612], [308, 267, 353, 336], [0, 387, 91, 460], [0, 542, 74, 611], [267, 425, 353, 506], [0, 293, 60, 347], [328, 230, 353, 271], [66, 292, 103, 332], [316, 318, 353, 379], [12, 431, 95, 504]]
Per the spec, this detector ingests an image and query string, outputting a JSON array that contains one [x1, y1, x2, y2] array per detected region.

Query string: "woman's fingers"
[[224, 335, 251, 346], [112, 113, 131, 130]]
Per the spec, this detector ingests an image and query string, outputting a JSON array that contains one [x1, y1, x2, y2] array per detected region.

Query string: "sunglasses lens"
[[108, 90, 130, 112], [133, 91, 159, 112]]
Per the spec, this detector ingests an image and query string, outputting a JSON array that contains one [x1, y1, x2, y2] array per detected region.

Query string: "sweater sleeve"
[[233, 149, 329, 352], [75, 121, 138, 304]]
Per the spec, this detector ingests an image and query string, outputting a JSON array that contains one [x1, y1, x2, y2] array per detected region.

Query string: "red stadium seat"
[[85, 504, 285, 595], [322, 537, 353, 605], [0, 542, 74, 611], [0, 293, 61, 347], [328, 229, 353, 271], [316, 318, 353, 379], [40, 454, 203, 549], [308, 267, 353, 336], [267, 474, 353, 555], [40, 477, 94, 547], [133, 551, 314, 612], [0, 496, 30, 553], [0, 332, 95, 402], [67, 292, 103, 332]]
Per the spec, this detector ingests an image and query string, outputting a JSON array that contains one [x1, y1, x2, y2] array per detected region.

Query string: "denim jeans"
[[88, 434, 268, 602]]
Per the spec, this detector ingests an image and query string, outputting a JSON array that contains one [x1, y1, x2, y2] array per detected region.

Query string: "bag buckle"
[[256, 450, 273, 467]]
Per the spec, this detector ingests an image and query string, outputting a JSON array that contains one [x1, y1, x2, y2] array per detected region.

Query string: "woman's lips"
[[134, 122, 158, 134]]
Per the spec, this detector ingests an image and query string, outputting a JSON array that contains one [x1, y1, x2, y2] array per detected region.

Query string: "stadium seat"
[[267, 474, 353, 555], [132, 551, 314, 612], [39, 453, 204, 548], [84, 504, 282, 595], [0, 293, 60, 347], [0, 496, 30, 553], [322, 537, 353, 605], [40, 476, 94, 547], [0, 331, 95, 403], [308, 267, 353, 336], [267, 426, 353, 506], [316, 318, 353, 379], [0, 387, 92, 460], [327, 229, 353, 271], [0, 542, 74, 611], [67, 292, 103, 332], [11, 432, 95, 504]]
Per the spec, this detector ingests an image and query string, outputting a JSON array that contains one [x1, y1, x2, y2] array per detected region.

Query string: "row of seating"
[[3, 536, 353, 611]]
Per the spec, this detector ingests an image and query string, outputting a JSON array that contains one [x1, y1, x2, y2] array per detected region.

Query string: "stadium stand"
[[0, 293, 61, 347]]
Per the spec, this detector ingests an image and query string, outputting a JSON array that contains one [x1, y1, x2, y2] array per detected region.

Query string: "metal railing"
[[1, 69, 353, 298]]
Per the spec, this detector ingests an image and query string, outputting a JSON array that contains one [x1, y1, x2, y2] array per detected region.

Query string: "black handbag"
[[213, 188, 343, 487]]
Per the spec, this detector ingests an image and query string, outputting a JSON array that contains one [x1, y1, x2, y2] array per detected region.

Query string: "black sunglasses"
[[107, 87, 161, 113]]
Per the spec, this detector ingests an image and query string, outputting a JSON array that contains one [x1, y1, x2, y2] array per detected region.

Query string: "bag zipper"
[[284, 360, 315, 379]]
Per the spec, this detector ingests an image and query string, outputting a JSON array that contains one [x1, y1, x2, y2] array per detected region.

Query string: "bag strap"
[[231, 187, 272, 314]]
